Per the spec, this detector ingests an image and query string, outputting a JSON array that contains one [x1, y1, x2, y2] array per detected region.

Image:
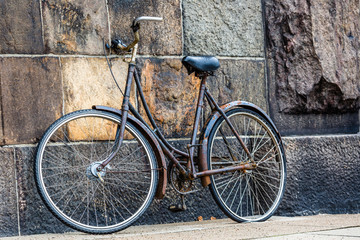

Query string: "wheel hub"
[[86, 162, 108, 181]]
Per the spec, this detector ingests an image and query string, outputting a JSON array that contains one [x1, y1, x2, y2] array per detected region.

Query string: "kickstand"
[[169, 195, 187, 212]]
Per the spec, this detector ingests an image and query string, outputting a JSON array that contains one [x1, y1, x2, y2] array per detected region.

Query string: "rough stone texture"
[[137, 58, 200, 137], [0, 0, 44, 54], [14, 147, 72, 235], [108, 0, 182, 55], [0, 103, 3, 145], [0, 148, 18, 237], [2, 135, 360, 236], [183, 0, 264, 57], [269, 110, 359, 136], [278, 135, 360, 215], [42, 0, 109, 55], [265, 0, 360, 114], [0, 57, 63, 145], [61, 57, 130, 114], [207, 59, 267, 111], [136, 58, 266, 138]]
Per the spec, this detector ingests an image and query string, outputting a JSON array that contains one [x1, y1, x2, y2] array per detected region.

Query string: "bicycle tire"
[[35, 109, 158, 234], [207, 108, 286, 222]]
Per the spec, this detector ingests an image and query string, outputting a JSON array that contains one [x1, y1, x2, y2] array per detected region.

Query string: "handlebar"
[[109, 16, 163, 52], [132, 16, 163, 28]]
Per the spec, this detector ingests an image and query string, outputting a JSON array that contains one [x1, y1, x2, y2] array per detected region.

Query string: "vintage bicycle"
[[34, 16, 286, 234]]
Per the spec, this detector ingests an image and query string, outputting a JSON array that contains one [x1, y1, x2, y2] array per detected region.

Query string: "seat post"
[[187, 75, 208, 176]]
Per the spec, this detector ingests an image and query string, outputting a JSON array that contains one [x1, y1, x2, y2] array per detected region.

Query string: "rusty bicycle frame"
[[93, 16, 282, 199]]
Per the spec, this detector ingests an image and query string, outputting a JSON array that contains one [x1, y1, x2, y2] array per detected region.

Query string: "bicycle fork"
[[96, 64, 136, 174]]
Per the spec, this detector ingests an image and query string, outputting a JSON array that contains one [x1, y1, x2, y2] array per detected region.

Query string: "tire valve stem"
[[97, 172, 105, 183]]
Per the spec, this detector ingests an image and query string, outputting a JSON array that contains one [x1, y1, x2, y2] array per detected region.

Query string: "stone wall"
[[2, 136, 359, 236], [265, 0, 360, 135], [0, 0, 359, 237]]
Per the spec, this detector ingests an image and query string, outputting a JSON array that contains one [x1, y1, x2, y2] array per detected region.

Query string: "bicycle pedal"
[[168, 204, 187, 212]]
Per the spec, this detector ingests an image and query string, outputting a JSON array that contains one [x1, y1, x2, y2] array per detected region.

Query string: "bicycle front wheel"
[[35, 109, 158, 234], [208, 108, 286, 222]]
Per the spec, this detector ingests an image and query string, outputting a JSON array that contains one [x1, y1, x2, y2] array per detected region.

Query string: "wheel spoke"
[[35, 110, 157, 233], [209, 109, 285, 222]]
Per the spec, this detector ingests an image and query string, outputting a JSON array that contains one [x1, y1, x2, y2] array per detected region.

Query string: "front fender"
[[92, 105, 167, 199], [197, 101, 282, 187]]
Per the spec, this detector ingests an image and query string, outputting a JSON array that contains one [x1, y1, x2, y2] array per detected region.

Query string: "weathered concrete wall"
[[0, 0, 359, 237]]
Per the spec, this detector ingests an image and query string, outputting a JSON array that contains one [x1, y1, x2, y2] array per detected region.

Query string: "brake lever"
[[110, 39, 131, 52]]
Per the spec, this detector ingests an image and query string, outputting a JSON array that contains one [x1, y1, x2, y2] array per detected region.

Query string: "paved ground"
[[2, 214, 360, 240]]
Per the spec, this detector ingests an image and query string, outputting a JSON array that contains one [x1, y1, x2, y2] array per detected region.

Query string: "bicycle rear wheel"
[[35, 109, 158, 234], [207, 108, 286, 222]]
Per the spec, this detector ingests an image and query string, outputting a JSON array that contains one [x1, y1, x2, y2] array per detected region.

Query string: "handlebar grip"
[[132, 16, 163, 27]]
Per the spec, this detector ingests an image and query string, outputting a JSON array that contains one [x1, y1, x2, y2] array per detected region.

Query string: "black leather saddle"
[[182, 56, 220, 75]]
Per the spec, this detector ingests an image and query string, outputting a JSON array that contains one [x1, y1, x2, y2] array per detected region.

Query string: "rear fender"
[[92, 105, 167, 199], [198, 101, 282, 187]]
